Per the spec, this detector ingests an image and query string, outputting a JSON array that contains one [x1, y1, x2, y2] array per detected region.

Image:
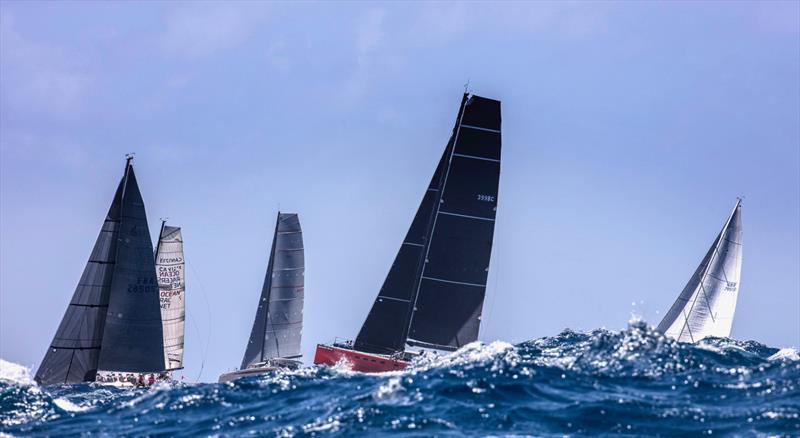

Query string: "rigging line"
[[677, 244, 720, 341], [187, 260, 212, 383]]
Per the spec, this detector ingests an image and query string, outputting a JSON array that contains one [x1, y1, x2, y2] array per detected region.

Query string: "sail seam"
[[421, 276, 486, 288], [438, 211, 495, 222], [378, 296, 412, 302], [402, 242, 424, 247]]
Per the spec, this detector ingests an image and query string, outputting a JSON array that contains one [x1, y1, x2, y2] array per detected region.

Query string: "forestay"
[[657, 199, 743, 342]]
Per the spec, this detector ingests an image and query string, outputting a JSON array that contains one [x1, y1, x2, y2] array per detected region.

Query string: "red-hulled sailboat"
[[314, 92, 502, 372]]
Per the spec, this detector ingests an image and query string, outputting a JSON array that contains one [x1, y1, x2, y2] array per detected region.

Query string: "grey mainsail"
[[657, 199, 743, 342], [240, 213, 305, 369], [155, 223, 185, 371], [35, 158, 166, 384]]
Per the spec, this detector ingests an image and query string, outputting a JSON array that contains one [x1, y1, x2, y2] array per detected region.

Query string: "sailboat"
[[218, 213, 305, 383], [35, 156, 167, 386], [314, 92, 502, 372], [657, 199, 743, 342], [155, 221, 185, 374]]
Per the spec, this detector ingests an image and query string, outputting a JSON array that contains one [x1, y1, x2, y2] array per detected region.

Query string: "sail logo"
[[725, 282, 737, 291], [159, 257, 183, 263]]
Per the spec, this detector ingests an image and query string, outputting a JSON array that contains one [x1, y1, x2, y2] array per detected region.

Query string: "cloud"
[[160, 3, 268, 58], [0, 13, 93, 117]]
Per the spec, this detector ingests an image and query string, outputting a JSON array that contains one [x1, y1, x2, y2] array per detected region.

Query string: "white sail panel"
[[156, 225, 185, 370], [658, 200, 743, 342]]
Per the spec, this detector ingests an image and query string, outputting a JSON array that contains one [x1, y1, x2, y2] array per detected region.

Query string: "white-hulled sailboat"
[[657, 199, 743, 342], [218, 213, 305, 383]]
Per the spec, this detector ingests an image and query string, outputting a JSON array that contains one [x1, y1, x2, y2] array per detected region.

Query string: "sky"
[[1, 1, 798, 383]]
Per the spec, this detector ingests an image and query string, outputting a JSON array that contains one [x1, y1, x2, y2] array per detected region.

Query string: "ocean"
[[2, 321, 798, 437]]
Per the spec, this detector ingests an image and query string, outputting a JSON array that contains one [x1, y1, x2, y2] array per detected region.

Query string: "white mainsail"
[[155, 223, 185, 370], [657, 199, 743, 342]]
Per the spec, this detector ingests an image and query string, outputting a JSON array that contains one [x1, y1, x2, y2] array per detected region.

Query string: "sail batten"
[[241, 213, 305, 369], [657, 199, 743, 342]]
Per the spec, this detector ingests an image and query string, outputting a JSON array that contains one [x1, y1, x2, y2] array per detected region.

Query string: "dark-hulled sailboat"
[[219, 213, 305, 383], [657, 199, 743, 342], [35, 157, 167, 385], [314, 93, 502, 372]]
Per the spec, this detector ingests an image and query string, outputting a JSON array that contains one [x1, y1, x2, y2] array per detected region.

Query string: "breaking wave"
[[2, 322, 798, 436]]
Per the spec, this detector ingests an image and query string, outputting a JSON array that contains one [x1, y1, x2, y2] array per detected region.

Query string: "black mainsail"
[[240, 213, 305, 369], [354, 93, 502, 354], [35, 158, 165, 385]]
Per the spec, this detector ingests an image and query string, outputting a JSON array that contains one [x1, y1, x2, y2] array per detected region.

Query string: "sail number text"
[[127, 277, 158, 293], [476, 194, 495, 202]]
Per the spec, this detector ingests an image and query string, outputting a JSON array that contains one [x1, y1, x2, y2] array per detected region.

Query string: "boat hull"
[[314, 344, 409, 373], [218, 359, 302, 383]]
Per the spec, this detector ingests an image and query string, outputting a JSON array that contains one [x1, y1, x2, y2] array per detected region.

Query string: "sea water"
[[2, 321, 798, 436]]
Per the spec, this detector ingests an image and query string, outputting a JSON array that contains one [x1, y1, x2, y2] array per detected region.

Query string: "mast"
[[657, 199, 743, 342]]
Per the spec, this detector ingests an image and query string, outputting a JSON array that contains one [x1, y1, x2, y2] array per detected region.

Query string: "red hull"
[[314, 344, 409, 373]]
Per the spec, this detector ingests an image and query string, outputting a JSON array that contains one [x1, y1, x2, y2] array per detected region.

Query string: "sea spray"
[[2, 322, 798, 436]]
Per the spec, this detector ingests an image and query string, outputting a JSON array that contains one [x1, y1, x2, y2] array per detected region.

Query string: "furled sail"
[[241, 213, 305, 369], [35, 158, 165, 384], [355, 93, 502, 354], [657, 199, 743, 342], [155, 223, 185, 371]]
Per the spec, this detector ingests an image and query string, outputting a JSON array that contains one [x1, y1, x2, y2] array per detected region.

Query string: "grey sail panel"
[[156, 225, 185, 371], [97, 164, 166, 372], [354, 95, 468, 355], [241, 213, 305, 369], [35, 179, 124, 385], [406, 95, 502, 352], [657, 200, 743, 342]]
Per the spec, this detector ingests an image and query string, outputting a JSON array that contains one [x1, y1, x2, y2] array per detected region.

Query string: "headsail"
[[155, 222, 185, 371], [241, 213, 305, 369], [657, 199, 743, 342], [35, 176, 124, 384], [355, 93, 502, 354]]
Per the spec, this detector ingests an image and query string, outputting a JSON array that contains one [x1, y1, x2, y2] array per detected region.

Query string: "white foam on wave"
[[768, 347, 799, 361], [53, 397, 89, 413], [411, 340, 516, 372], [0, 359, 35, 386]]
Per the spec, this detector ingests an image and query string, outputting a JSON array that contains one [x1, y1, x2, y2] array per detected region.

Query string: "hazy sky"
[[1, 1, 798, 383]]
